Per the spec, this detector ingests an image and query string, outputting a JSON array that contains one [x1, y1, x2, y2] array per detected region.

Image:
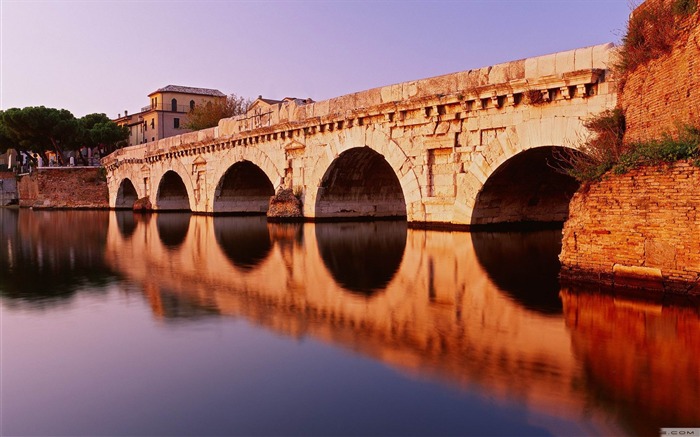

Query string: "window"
[[190, 100, 195, 110], [174, 118, 180, 128], [150, 119, 154, 129], [144, 122, 147, 132], [171, 98, 177, 112]]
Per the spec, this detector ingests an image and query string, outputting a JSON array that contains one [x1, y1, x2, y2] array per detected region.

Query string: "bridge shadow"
[[315, 220, 407, 297], [472, 229, 563, 315], [213, 215, 273, 271]]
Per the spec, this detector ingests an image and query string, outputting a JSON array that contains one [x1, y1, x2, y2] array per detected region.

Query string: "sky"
[[0, 0, 632, 118]]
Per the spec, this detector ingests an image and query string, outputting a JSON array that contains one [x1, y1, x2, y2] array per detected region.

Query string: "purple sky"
[[1, 0, 631, 118]]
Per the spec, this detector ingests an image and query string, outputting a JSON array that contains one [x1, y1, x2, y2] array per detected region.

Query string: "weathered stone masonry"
[[103, 44, 616, 227], [560, 162, 700, 294]]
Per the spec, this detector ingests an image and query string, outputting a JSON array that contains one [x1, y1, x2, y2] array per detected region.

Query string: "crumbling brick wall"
[[17, 168, 109, 209], [560, 161, 700, 294], [620, 0, 700, 142]]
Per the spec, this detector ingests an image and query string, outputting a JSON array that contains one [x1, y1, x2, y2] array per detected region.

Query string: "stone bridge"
[[103, 43, 616, 226]]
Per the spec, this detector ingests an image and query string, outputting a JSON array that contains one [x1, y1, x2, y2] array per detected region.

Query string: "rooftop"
[[149, 85, 226, 97]]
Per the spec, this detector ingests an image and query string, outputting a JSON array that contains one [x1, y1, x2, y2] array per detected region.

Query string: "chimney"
[[125, 110, 128, 116]]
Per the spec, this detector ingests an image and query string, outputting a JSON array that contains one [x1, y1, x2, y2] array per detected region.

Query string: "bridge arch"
[[455, 116, 586, 227], [213, 161, 275, 214], [115, 178, 139, 209], [314, 146, 407, 219], [155, 170, 192, 211], [208, 146, 284, 213], [306, 127, 423, 220], [471, 146, 580, 227]]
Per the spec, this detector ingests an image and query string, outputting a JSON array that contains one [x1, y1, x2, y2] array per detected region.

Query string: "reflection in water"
[[3, 211, 699, 436], [115, 210, 137, 239], [214, 215, 272, 270], [561, 289, 700, 436], [0, 209, 114, 306], [156, 213, 191, 249], [472, 230, 563, 314], [315, 221, 407, 296]]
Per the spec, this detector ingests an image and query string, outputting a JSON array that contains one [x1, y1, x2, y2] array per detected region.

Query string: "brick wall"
[[560, 162, 700, 294], [620, 0, 700, 143], [18, 168, 109, 209]]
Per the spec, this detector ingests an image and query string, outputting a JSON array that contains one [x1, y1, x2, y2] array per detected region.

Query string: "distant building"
[[114, 85, 226, 147], [243, 96, 314, 130]]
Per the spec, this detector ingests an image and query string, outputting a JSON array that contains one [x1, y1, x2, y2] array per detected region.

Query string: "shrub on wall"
[[616, 0, 697, 80], [557, 110, 700, 182]]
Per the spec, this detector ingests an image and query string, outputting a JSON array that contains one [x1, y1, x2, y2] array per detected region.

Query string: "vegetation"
[[557, 110, 700, 182], [0, 107, 127, 166], [615, 0, 697, 79], [613, 125, 700, 174], [185, 94, 251, 131], [555, 109, 627, 181]]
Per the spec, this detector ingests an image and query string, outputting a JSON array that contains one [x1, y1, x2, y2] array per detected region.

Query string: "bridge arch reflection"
[[102, 212, 700, 435], [213, 215, 273, 271], [472, 230, 563, 315], [156, 213, 191, 250], [315, 147, 407, 219], [315, 221, 407, 296]]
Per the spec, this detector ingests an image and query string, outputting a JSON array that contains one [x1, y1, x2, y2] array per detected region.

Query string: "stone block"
[[537, 53, 556, 77], [592, 43, 614, 69], [355, 88, 382, 108], [381, 84, 401, 103], [574, 46, 593, 71], [417, 74, 458, 97], [555, 50, 576, 75], [401, 81, 419, 100], [524, 56, 538, 80]]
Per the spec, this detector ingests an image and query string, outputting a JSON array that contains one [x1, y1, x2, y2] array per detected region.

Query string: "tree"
[[77, 113, 128, 155], [0, 106, 79, 165], [0, 111, 20, 153], [0, 108, 128, 166], [184, 94, 251, 131]]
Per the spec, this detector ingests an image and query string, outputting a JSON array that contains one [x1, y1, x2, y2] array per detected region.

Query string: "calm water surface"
[[1, 209, 698, 436]]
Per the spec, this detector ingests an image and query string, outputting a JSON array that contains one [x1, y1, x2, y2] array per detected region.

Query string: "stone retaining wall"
[[560, 161, 700, 295], [18, 168, 109, 209]]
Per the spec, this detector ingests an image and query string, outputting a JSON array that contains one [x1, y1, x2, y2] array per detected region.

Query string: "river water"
[[1, 209, 698, 436]]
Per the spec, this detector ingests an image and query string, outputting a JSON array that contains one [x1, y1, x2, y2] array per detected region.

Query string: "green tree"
[[0, 106, 79, 165], [0, 111, 20, 153], [184, 94, 251, 131], [77, 113, 128, 156]]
